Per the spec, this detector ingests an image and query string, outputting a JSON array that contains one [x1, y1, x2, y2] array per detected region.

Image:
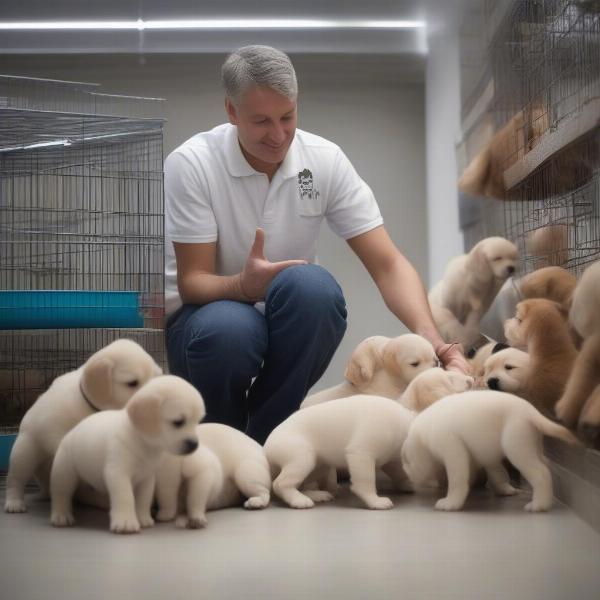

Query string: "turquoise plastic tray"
[[0, 291, 143, 329]]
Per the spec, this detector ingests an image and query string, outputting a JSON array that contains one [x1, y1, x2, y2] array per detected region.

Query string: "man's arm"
[[346, 225, 471, 374], [174, 229, 306, 306]]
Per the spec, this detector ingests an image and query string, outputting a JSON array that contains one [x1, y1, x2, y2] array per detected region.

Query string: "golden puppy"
[[429, 237, 519, 348], [483, 347, 531, 395], [504, 298, 577, 414], [300, 334, 437, 408], [555, 260, 600, 442], [4, 339, 163, 513], [526, 224, 570, 268]]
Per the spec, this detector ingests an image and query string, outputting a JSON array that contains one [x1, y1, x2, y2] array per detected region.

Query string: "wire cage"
[[461, 0, 600, 280], [0, 76, 165, 329], [487, 0, 600, 173], [0, 75, 166, 435], [0, 328, 167, 428]]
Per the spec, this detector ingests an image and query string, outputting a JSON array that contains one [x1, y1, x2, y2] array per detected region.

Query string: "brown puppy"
[[504, 298, 577, 415], [555, 261, 600, 443]]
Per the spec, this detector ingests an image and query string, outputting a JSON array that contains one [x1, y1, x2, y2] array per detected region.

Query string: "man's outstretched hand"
[[239, 229, 307, 302], [435, 342, 472, 375]]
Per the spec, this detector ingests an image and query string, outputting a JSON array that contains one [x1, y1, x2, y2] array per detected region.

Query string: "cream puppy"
[[301, 334, 437, 408], [468, 341, 509, 387], [265, 395, 415, 510], [5, 339, 162, 513], [399, 367, 475, 412], [429, 237, 519, 348], [155, 423, 271, 529], [483, 347, 531, 395], [401, 390, 579, 512], [50, 375, 205, 533]]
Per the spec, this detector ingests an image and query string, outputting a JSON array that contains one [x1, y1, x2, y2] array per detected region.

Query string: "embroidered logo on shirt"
[[298, 168, 320, 200]]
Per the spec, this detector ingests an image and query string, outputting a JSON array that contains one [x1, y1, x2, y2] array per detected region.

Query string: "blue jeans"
[[165, 264, 347, 444]]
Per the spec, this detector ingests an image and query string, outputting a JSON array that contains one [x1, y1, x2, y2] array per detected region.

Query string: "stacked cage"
[[0, 75, 166, 437], [459, 0, 600, 277]]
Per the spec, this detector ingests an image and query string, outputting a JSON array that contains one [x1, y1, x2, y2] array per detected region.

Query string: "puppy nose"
[[182, 439, 198, 455], [507, 266, 515, 274], [487, 377, 500, 390]]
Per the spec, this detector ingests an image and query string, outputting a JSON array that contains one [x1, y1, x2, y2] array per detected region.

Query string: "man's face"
[[225, 85, 297, 174]]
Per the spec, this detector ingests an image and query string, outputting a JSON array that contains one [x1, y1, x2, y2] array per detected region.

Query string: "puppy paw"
[[4, 499, 27, 513], [155, 508, 176, 522], [110, 515, 141, 534], [138, 514, 155, 528], [186, 514, 208, 529], [435, 497, 464, 511], [51, 512, 75, 527], [495, 484, 518, 496], [303, 490, 334, 503], [524, 500, 552, 512], [554, 399, 576, 427], [289, 496, 315, 509], [366, 496, 394, 510], [244, 494, 270, 510]]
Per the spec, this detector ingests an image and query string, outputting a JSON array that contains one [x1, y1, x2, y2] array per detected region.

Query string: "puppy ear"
[[344, 355, 375, 386], [127, 389, 163, 436], [81, 355, 114, 407], [492, 342, 509, 354]]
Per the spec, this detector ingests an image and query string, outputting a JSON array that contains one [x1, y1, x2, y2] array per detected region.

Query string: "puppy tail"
[[533, 412, 581, 446]]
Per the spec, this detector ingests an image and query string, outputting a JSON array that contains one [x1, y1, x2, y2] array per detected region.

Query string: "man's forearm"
[[178, 271, 250, 306]]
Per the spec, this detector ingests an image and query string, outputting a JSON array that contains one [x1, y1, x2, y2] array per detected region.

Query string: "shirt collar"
[[223, 123, 300, 181]]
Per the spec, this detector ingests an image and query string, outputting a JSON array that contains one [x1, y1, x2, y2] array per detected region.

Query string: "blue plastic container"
[[0, 290, 143, 329], [0, 434, 16, 471]]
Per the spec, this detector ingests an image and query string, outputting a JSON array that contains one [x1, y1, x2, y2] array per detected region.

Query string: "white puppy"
[[5, 339, 162, 513], [429, 237, 519, 348], [483, 347, 531, 394], [399, 367, 474, 412], [401, 390, 579, 512], [301, 334, 437, 408], [50, 375, 205, 533], [155, 423, 271, 529], [265, 395, 415, 510]]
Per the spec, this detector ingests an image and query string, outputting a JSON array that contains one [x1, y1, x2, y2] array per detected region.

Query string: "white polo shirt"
[[164, 123, 383, 315]]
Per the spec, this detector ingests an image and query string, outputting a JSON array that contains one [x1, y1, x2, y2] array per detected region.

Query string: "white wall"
[[424, 2, 466, 286], [0, 54, 427, 390]]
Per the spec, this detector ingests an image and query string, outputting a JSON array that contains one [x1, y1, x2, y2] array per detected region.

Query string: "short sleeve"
[[324, 148, 383, 239], [164, 150, 218, 243]]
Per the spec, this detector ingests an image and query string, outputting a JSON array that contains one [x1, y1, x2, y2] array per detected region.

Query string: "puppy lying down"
[[155, 423, 271, 529], [265, 395, 414, 510], [50, 376, 205, 533], [5, 338, 162, 514], [401, 390, 579, 512], [301, 334, 437, 408]]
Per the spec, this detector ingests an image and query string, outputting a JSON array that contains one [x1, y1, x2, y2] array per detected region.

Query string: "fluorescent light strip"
[[0, 19, 425, 31]]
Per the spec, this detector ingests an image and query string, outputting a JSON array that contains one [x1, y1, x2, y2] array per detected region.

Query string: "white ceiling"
[[0, 0, 430, 55]]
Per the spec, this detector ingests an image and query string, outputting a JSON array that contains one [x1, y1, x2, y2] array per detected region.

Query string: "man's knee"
[[179, 302, 267, 376], [267, 264, 347, 325]]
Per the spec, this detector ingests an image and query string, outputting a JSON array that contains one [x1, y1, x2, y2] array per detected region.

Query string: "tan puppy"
[[555, 261, 600, 441], [265, 395, 415, 510], [483, 347, 531, 395], [458, 104, 547, 200], [4, 339, 163, 513], [526, 224, 570, 268], [399, 367, 474, 412], [50, 375, 205, 533], [429, 237, 519, 349], [401, 390, 579, 512], [155, 423, 271, 529], [504, 298, 577, 414], [300, 334, 437, 408], [481, 267, 578, 343]]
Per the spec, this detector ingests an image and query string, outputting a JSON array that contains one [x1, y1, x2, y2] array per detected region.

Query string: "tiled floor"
[[1, 483, 600, 599]]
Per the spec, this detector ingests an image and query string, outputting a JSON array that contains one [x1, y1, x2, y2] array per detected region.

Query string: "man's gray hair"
[[221, 45, 298, 105]]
